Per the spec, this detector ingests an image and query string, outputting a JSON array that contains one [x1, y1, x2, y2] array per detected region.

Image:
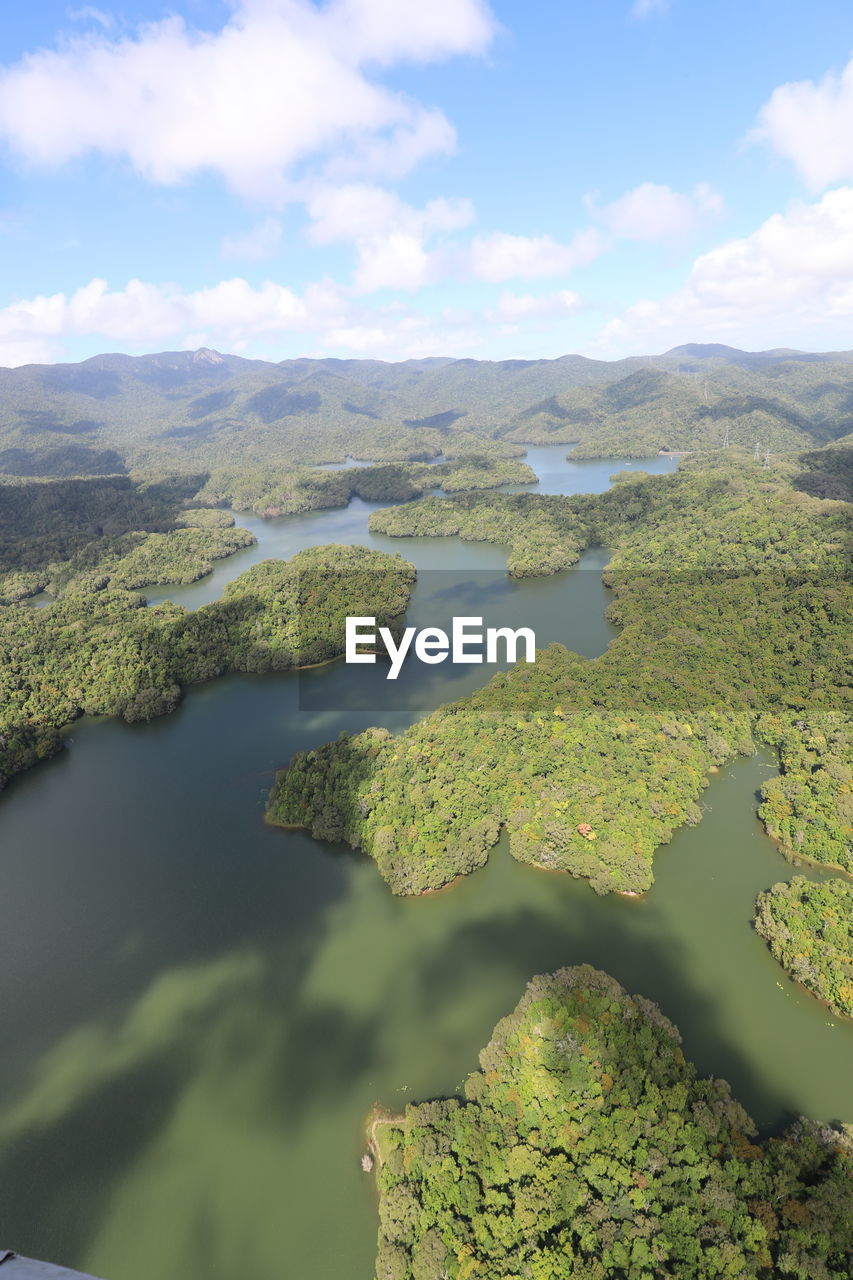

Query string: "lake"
[[0, 445, 849, 1280]]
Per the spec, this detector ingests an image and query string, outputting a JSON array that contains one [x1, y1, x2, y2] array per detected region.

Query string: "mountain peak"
[[191, 348, 225, 366]]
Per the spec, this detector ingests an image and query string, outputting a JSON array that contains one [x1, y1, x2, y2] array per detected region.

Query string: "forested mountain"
[[371, 966, 853, 1280], [3, 344, 853, 476]]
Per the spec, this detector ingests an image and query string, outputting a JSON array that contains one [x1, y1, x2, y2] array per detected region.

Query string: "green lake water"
[[0, 446, 849, 1280]]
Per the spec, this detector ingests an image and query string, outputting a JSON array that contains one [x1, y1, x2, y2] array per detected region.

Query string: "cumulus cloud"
[[305, 184, 474, 244], [0, 0, 497, 202], [489, 290, 582, 321], [221, 217, 284, 261], [478, 291, 584, 344], [0, 271, 519, 366], [588, 181, 723, 241], [352, 231, 434, 291], [0, 276, 308, 365], [752, 56, 853, 190], [596, 187, 853, 354], [306, 182, 678, 291], [303, 183, 475, 290], [310, 179, 721, 292], [468, 229, 604, 283], [0, 266, 593, 366]]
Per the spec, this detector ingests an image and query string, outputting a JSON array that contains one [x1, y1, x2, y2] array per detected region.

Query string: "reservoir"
[[0, 446, 849, 1280]]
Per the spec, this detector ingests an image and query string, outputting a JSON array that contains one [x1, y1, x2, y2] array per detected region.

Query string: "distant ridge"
[[8, 341, 853, 376], [665, 342, 853, 367], [1, 343, 852, 476]]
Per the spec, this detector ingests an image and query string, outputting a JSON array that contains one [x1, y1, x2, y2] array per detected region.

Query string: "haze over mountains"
[[1, 343, 852, 477]]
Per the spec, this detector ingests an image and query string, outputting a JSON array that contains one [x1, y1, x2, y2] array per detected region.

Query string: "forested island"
[[0, 543, 414, 790], [754, 878, 853, 1019], [194, 455, 536, 519], [370, 966, 853, 1280], [0, 457, 531, 604], [268, 448, 851, 896]]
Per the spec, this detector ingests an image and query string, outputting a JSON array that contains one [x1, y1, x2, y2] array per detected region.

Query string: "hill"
[[3, 345, 853, 477], [371, 966, 853, 1280]]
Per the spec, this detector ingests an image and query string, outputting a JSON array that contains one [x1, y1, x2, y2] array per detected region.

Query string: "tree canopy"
[[269, 451, 852, 895], [371, 966, 853, 1279]]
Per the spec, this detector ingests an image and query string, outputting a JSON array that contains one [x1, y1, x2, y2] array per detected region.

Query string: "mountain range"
[[1, 343, 852, 477]]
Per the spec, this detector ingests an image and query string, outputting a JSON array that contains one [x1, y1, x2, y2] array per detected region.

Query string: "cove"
[[0, 445, 849, 1280]]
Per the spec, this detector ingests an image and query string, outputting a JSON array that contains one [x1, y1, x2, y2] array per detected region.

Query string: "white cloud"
[[0, 276, 309, 365], [305, 184, 474, 244], [304, 183, 474, 290], [631, 0, 669, 18], [752, 57, 853, 190], [589, 181, 723, 241], [353, 230, 433, 290], [0, 0, 497, 202], [307, 179, 721, 294], [68, 6, 116, 31], [305, 184, 406, 244], [0, 267, 591, 367], [468, 228, 604, 282], [221, 217, 283, 261], [481, 290, 584, 340], [596, 187, 853, 354], [0, 272, 472, 365], [489, 290, 582, 321], [321, 0, 497, 65]]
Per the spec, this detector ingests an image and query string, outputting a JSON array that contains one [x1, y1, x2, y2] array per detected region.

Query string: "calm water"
[[315, 453, 448, 470], [0, 445, 849, 1280]]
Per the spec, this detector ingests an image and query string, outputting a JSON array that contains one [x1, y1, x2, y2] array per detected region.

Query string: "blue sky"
[[2, 0, 853, 365]]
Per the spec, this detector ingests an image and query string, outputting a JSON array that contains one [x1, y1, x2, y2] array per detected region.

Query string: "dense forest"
[[0, 473, 258, 602], [195, 455, 535, 519], [370, 966, 853, 1279], [0, 456, 532, 603], [268, 449, 852, 896], [4, 344, 853, 479], [0, 544, 414, 791], [754, 878, 853, 1019], [369, 489, 590, 578]]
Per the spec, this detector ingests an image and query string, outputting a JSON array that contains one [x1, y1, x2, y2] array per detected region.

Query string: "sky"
[[1, 0, 853, 367]]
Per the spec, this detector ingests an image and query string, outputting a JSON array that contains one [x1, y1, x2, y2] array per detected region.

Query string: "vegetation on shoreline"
[[754, 878, 853, 1018], [371, 966, 853, 1279], [196, 456, 536, 519], [0, 473, 257, 602], [269, 452, 852, 896], [0, 456, 533, 602], [369, 490, 590, 578], [756, 718, 852, 872], [0, 545, 414, 792]]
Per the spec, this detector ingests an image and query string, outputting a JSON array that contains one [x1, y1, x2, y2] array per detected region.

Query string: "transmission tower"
[[754, 440, 760, 462], [722, 425, 730, 449], [763, 448, 770, 469]]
